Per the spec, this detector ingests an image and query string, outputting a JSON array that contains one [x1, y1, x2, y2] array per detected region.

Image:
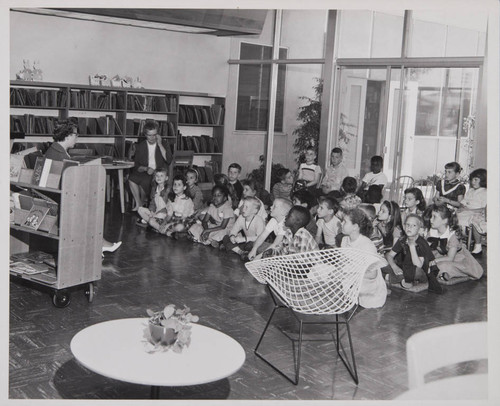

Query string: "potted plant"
[[144, 304, 199, 353]]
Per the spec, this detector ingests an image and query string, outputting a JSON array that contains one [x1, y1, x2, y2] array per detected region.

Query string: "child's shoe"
[[427, 271, 444, 294], [136, 219, 148, 228]]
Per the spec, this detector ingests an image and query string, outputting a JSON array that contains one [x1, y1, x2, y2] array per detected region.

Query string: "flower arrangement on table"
[[143, 304, 199, 353]]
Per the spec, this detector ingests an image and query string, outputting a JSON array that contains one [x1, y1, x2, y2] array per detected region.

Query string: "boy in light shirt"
[[247, 198, 292, 261], [315, 196, 341, 248]]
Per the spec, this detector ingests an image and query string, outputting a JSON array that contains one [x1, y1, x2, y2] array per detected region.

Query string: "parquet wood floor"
[[9, 200, 488, 400]]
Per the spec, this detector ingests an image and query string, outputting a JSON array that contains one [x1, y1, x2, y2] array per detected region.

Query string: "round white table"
[[70, 318, 246, 398], [395, 374, 488, 400]]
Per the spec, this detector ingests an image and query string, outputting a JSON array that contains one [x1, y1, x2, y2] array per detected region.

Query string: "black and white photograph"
[[4, 0, 499, 404]]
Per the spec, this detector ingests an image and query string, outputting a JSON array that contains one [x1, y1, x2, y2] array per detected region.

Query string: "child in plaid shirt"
[[263, 206, 318, 257]]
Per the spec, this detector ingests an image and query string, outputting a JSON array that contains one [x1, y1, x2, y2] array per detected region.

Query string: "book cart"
[[10, 165, 106, 308]]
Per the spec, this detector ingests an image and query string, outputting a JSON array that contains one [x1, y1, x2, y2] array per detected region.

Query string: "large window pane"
[[280, 10, 327, 59], [236, 43, 287, 131], [371, 11, 404, 57], [409, 10, 487, 57], [337, 11, 372, 58]]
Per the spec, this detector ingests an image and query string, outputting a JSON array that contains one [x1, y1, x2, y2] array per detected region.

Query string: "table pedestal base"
[[151, 385, 160, 399]]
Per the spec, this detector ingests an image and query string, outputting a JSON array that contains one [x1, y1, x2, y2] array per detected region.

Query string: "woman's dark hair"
[[404, 187, 426, 212], [341, 176, 357, 194], [346, 208, 373, 238], [168, 175, 187, 202], [431, 204, 462, 239], [469, 168, 487, 188], [53, 119, 78, 142], [380, 200, 403, 247], [444, 161, 462, 173], [422, 205, 434, 231]]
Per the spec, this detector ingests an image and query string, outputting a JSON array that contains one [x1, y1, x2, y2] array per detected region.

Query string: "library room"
[[6, 2, 499, 403]]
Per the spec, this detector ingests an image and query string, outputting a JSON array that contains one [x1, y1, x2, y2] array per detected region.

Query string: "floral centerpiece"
[[143, 304, 199, 353]]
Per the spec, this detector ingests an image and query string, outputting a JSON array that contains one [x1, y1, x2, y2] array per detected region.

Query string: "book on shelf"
[[31, 157, 64, 188], [10, 154, 25, 182], [20, 205, 50, 231], [10, 261, 50, 275]]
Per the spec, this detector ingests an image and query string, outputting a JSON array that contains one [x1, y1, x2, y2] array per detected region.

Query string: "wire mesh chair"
[[245, 248, 382, 385]]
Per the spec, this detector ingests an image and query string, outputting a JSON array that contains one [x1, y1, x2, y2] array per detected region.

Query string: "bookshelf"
[[10, 165, 106, 308], [10, 80, 225, 188]]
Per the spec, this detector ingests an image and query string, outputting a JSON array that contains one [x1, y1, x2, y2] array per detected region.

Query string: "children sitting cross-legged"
[[339, 208, 387, 308], [272, 167, 294, 201], [292, 189, 318, 237], [247, 198, 293, 261], [156, 175, 194, 236], [384, 214, 443, 294], [188, 185, 235, 247], [261, 206, 319, 258], [221, 197, 265, 260], [315, 196, 341, 249], [137, 167, 170, 228], [427, 205, 483, 283], [234, 179, 268, 222]]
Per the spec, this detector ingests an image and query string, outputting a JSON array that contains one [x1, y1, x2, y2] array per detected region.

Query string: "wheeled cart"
[[10, 165, 106, 307]]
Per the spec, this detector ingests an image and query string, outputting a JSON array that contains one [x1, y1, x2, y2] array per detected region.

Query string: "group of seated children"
[[135, 154, 486, 309]]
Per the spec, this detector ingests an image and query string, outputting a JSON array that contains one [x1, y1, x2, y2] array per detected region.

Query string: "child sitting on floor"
[[340, 208, 387, 308], [456, 169, 487, 255], [262, 205, 318, 257], [228, 162, 244, 202], [247, 198, 293, 261], [189, 185, 234, 247], [384, 214, 443, 293], [213, 173, 238, 209], [375, 200, 403, 253], [433, 161, 466, 210], [292, 189, 318, 237], [157, 175, 194, 236], [185, 168, 204, 212], [315, 196, 341, 248], [234, 178, 268, 221], [221, 197, 265, 260], [427, 205, 483, 283], [272, 167, 294, 201], [358, 203, 384, 251], [137, 167, 170, 228], [339, 177, 362, 211], [401, 187, 426, 225]]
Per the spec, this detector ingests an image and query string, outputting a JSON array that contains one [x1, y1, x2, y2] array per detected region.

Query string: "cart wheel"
[[52, 291, 71, 308], [85, 283, 94, 303]]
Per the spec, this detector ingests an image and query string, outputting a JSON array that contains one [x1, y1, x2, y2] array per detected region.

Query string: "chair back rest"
[[406, 321, 487, 389], [394, 176, 414, 207], [245, 248, 382, 315]]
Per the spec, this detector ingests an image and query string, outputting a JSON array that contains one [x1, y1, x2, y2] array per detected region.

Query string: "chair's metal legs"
[[255, 293, 359, 386]]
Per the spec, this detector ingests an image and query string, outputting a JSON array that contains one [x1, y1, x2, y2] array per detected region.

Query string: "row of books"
[[10, 88, 67, 108], [178, 135, 221, 154], [70, 90, 125, 110], [127, 94, 177, 113], [11, 114, 58, 135], [178, 104, 224, 125], [10, 251, 57, 283], [70, 115, 123, 135], [125, 119, 176, 137]]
